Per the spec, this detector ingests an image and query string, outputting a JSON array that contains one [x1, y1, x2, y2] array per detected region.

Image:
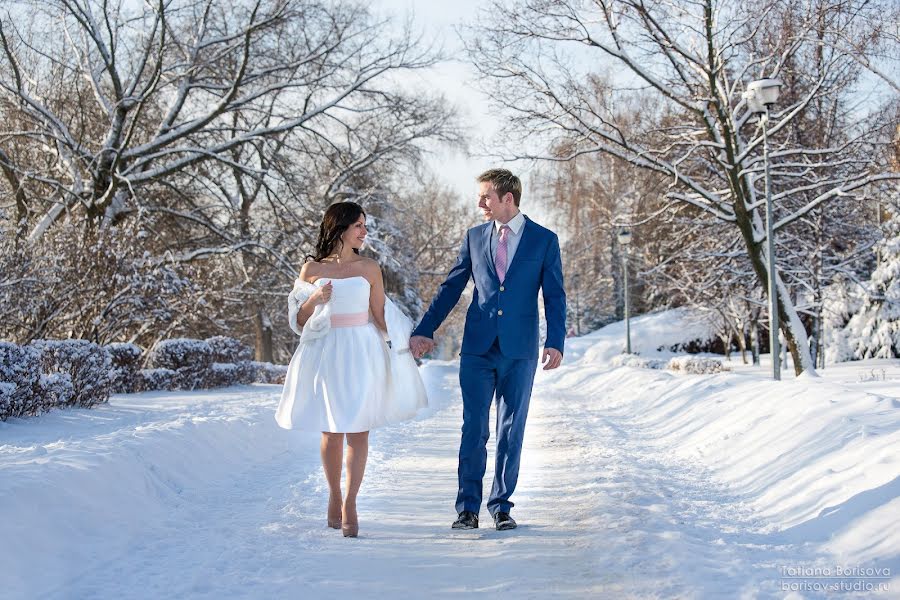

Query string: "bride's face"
[[341, 214, 367, 250]]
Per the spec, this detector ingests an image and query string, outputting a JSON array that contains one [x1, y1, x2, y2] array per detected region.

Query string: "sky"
[[371, 0, 513, 208]]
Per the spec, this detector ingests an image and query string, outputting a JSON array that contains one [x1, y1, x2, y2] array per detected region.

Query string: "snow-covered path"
[[3, 340, 898, 598], [27, 363, 617, 599]]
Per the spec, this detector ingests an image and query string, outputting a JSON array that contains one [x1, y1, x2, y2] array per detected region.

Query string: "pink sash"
[[330, 311, 369, 328]]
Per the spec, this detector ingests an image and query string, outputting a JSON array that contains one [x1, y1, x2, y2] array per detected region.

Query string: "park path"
[[4, 359, 824, 599]]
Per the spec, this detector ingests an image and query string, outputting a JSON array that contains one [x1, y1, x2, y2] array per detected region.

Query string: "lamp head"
[[743, 78, 782, 113], [617, 228, 633, 246]]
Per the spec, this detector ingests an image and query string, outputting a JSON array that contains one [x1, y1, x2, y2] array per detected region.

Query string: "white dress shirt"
[[490, 210, 526, 266]]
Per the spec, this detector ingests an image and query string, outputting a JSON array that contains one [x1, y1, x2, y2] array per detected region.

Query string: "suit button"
[[498, 310, 504, 316], [499, 286, 505, 291]]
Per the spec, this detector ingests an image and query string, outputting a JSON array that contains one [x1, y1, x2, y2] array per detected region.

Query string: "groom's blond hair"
[[477, 169, 522, 206]]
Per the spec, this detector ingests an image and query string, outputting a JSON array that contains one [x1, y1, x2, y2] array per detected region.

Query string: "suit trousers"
[[456, 338, 538, 516]]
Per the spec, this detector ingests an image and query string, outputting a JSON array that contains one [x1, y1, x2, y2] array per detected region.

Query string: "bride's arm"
[[294, 263, 330, 328], [363, 259, 388, 333]]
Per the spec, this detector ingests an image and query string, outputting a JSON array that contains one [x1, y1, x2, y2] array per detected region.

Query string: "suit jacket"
[[412, 215, 566, 360]]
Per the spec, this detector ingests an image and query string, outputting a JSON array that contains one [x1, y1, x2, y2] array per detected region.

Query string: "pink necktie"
[[495, 224, 509, 283]]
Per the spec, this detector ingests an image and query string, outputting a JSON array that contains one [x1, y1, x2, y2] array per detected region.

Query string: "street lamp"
[[617, 227, 633, 354], [743, 77, 782, 380]]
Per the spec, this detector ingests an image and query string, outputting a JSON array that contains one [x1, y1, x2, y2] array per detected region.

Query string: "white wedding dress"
[[275, 276, 428, 432]]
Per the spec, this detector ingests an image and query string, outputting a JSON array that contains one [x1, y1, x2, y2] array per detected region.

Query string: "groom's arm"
[[541, 232, 567, 356], [412, 231, 473, 339]]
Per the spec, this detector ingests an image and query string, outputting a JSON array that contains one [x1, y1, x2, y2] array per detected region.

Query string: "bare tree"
[[0, 0, 446, 238], [0, 0, 463, 359], [464, 0, 900, 375], [392, 173, 477, 358]]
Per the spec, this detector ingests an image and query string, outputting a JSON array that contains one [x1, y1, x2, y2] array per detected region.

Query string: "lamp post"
[[617, 228, 632, 354], [743, 78, 782, 380], [572, 271, 581, 336]]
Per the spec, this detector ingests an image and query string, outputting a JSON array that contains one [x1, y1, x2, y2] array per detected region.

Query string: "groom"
[[410, 168, 566, 531]]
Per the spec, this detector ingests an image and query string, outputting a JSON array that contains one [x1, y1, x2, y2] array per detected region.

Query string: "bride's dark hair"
[[307, 201, 366, 262]]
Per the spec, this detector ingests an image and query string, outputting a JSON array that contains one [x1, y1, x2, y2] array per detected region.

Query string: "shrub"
[[29, 339, 112, 408], [0, 342, 44, 419], [41, 372, 75, 407], [205, 336, 253, 363], [666, 356, 730, 375], [0, 382, 16, 420], [106, 342, 143, 393], [207, 362, 242, 388], [138, 368, 177, 391], [610, 354, 667, 369], [147, 338, 213, 390], [252, 361, 288, 384]]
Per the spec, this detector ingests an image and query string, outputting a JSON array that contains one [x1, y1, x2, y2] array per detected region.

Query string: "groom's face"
[[477, 181, 515, 223]]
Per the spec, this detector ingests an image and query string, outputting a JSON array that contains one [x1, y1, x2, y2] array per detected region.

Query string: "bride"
[[275, 201, 428, 538]]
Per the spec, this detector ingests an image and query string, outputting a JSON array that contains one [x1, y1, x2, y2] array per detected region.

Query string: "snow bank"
[[614, 370, 891, 556], [580, 307, 720, 365], [553, 318, 900, 585]]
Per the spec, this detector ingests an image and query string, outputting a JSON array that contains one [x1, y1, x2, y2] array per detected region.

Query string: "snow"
[[1, 311, 898, 598], [580, 306, 721, 364]]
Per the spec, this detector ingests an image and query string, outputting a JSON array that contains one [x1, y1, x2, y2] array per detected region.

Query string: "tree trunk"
[[735, 328, 748, 364], [720, 332, 732, 360], [750, 314, 761, 366], [255, 308, 274, 363], [810, 313, 819, 368], [729, 195, 816, 376], [817, 312, 826, 369]]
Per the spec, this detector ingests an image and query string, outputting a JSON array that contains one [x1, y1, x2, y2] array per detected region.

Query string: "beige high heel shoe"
[[342, 502, 358, 537], [341, 522, 359, 538], [327, 495, 342, 530]]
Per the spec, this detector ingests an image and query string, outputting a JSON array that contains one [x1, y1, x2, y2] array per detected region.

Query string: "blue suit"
[[413, 215, 566, 516]]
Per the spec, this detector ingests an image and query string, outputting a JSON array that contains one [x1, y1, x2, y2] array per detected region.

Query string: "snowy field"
[[1, 312, 898, 599]]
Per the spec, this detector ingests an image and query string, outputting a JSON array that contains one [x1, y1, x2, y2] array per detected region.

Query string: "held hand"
[[310, 281, 333, 306], [409, 335, 435, 359], [542, 347, 563, 371]]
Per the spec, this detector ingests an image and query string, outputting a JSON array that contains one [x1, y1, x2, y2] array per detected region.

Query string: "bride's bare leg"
[[342, 431, 369, 537], [321, 432, 344, 528]]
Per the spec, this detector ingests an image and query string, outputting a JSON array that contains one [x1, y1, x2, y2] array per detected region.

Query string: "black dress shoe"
[[451, 511, 479, 529], [493, 512, 517, 530]]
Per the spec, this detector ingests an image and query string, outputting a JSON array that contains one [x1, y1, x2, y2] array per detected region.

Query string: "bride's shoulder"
[[298, 260, 321, 282], [356, 257, 383, 283], [355, 256, 380, 270]]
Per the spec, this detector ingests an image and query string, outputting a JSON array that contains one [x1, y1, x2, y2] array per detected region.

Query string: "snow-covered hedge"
[[252, 361, 288, 385], [206, 336, 254, 364], [106, 342, 143, 393], [610, 354, 667, 369], [0, 381, 15, 419], [29, 339, 112, 408], [146, 338, 214, 390], [41, 373, 75, 407], [138, 368, 177, 392], [0, 342, 45, 419], [666, 356, 730, 375], [204, 362, 252, 388], [1, 337, 287, 420]]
